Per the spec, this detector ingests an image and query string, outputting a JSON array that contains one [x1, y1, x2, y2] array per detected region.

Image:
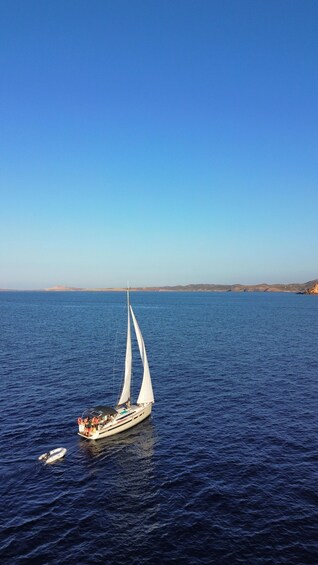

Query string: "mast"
[[130, 305, 154, 405], [117, 289, 132, 406]]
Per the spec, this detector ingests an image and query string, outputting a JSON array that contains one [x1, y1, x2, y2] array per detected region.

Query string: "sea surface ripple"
[[0, 291, 318, 564]]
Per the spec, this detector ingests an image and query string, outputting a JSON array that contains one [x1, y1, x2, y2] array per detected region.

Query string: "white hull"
[[78, 403, 152, 440], [38, 447, 67, 463]]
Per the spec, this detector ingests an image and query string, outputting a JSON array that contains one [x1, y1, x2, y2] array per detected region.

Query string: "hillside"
[[42, 280, 318, 293]]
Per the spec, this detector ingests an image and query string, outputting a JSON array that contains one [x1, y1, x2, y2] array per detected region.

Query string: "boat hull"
[[38, 447, 67, 463], [78, 403, 152, 440]]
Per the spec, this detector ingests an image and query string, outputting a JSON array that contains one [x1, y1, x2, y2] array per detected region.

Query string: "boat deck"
[[78, 404, 152, 440]]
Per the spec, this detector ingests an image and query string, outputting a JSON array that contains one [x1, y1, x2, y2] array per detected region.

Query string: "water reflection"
[[76, 418, 158, 527]]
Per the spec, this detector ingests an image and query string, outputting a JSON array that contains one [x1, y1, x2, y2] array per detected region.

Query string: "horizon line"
[[1, 278, 317, 293]]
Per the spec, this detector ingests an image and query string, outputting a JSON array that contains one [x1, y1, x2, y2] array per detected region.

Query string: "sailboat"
[[77, 291, 154, 440]]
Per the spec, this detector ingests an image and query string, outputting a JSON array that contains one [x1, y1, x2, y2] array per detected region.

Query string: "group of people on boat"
[[77, 414, 115, 436]]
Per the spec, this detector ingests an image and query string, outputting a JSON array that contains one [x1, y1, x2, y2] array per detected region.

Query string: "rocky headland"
[[301, 282, 318, 295]]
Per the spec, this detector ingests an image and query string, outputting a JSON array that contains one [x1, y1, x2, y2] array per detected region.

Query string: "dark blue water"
[[1, 291, 318, 564]]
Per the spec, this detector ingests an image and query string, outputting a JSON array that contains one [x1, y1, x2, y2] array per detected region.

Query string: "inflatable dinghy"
[[38, 447, 67, 464]]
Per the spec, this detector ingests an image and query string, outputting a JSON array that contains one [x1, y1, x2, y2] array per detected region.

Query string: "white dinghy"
[[77, 290, 154, 440], [38, 447, 67, 464]]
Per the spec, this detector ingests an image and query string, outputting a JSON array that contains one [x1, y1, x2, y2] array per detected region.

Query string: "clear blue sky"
[[1, 0, 317, 289]]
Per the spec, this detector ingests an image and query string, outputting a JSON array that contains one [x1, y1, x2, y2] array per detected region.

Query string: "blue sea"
[[1, 291, 318, 564]]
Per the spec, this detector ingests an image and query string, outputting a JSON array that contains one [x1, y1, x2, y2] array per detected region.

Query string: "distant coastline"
[[1, 279, 318, 293]]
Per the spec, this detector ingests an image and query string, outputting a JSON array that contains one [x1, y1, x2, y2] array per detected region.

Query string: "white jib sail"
[[117, 294, 132, 406], [130, 305, 154, 405]]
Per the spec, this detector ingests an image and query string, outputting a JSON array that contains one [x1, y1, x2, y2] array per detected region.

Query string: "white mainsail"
[[130, 305, 154, 405], [117, 292, 132, 406]]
